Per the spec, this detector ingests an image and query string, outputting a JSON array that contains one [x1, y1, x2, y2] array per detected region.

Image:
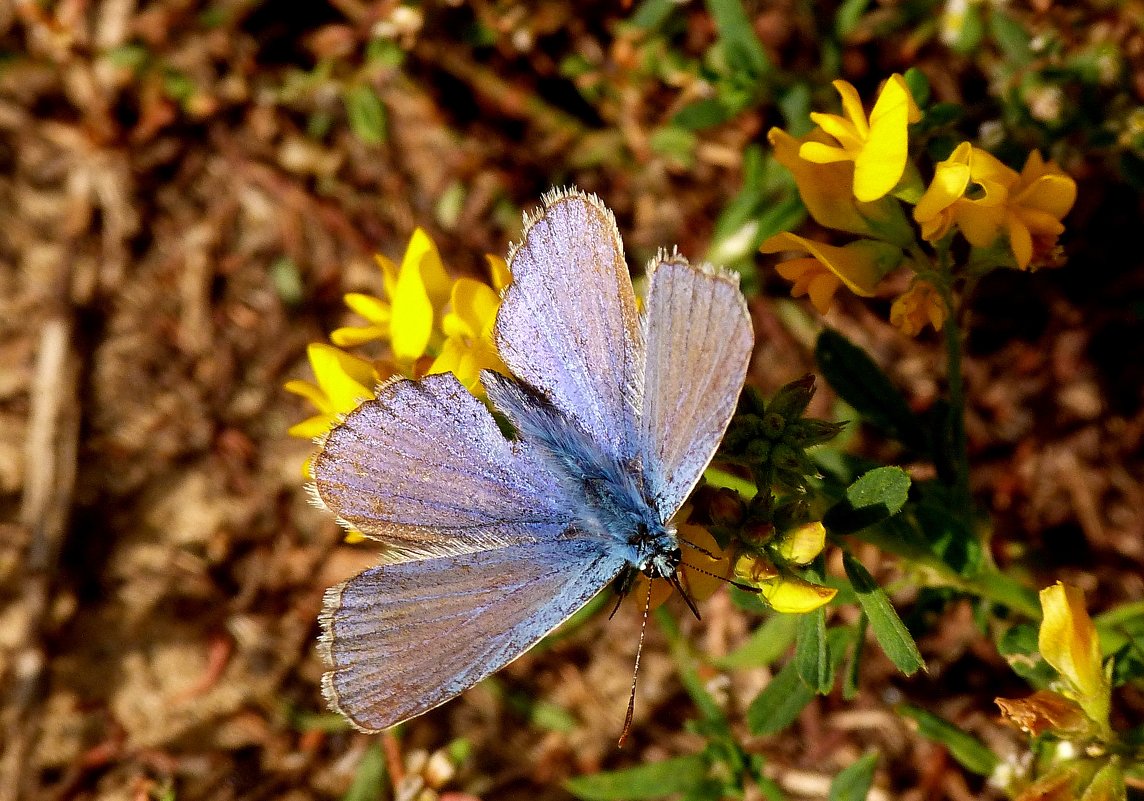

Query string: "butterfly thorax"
[[483, 371, 681, 579]]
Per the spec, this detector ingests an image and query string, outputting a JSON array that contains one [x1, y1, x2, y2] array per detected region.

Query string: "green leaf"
[[656, 608, 727, 727], [843, 612, 868, 701], [706, 0, 771, 77], [898, 706, 1000, 777], [672, 97, 736, 131], [716, 613, 799, 669], [902, 67, 930, 108], [842, 552, 925, 676], [834, 0, 870, 39], [795, 607, 833, 693], [649, 126, 698, 166], [566, 754, 710, 800], [627, 0, 680, 31], [828, 751, 878, 801], [344, 85, 387, 145], [998, 623, 1056, 687], [988, 11, 1032, 66], [342, 742, 385, 801], [814, 329, 929, 451], [746, 658, 814, 735], [824, 467, 912, 535]]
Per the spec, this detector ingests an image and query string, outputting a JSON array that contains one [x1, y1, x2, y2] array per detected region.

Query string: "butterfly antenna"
[[607, 590, 625, 621], [678, 560, 762, 595], [619, 579, 653, 748], [669, 572, 702, 621], [676, 535, 717, 560]]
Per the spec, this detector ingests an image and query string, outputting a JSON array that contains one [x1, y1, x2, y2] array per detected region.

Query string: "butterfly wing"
[[320, 536, 626, 731], [312, 372, 574, 562], [495, 189, 643, 462], [640, 254, 754, 521]]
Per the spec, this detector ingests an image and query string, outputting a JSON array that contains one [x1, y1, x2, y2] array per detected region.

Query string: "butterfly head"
[[632, 522, 681, 579]]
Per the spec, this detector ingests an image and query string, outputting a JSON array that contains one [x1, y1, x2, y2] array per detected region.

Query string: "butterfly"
[[312, 188, 754, 733]]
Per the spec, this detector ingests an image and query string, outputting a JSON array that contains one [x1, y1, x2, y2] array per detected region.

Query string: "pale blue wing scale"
[[319, 537, 627, 732], [495, 189, 644, 462], [312, 372, 574, 562], [640, 255, 754, 521]]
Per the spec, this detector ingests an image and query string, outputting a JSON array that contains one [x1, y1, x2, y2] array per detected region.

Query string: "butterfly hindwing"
[[320, 537, 626, 731], [639, 255, 754, 520], [312, 372, 573, 562], [495, 189, 644, 463]]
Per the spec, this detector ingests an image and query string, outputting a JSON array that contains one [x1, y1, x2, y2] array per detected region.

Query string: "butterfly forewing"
[[313, 372, 574, 562], [639, 256, 754, 520], [496, 189, 644, 462], [321, 537, 626, 731]]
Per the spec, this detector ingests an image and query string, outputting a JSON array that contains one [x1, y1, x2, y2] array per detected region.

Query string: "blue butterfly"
[[313, 188, 754, 732]]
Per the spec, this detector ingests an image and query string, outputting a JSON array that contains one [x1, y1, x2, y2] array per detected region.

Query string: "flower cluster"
[[995, 583, 1122, 801], [286, 229, 511, 441], [762, 73, 1077, 336]]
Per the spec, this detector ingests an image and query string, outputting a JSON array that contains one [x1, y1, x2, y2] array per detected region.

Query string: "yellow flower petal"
[[770, 128, 876, 237], [803, 122, 861, 156], [854, 75, 915, 201], [309, 343, 376, 413], [914, 142, 973, 232], [1038, 582, 1110, 728], [733, 553, 779, 584], [761, 575, 837, 614], [775, 521, 827, 565], [797, 74, 919, 202], [284, 378, 332, 412], [486, 254, 512, 292], [330, 325, 389, 347], [676, 523, 732, 603], [390, 230, 444, 362], [442, 278, 501, 339], [288, 415, 336, 440], [428, 335, 506, 394], [834, 79, 870, 138], [890, 280, 946, 337], [761, 232, 900, 297], [375, 253, 398, 300], [343, 292, 391, 325]]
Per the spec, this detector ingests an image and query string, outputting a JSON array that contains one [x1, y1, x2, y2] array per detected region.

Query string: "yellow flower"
[[427, 276, 509, 393], [890, 280, 946, 336], [733, 554, 837, 614], [732, 520, 836, 614], [284, 343, 380, 439], [761, 232, 902, 313], [770, 128, 877, 237], [632, 523, 733, 611], [485, 253, 512, 292], [1038, 582, 1110, 730], [330, 228, 452, 364], [774, 521, 827, 565], [915, 144, 1077, 269], [798, 74, 922, 202]]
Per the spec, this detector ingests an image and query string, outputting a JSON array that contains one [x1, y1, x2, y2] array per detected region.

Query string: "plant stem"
[[937, 245, 972, 522]]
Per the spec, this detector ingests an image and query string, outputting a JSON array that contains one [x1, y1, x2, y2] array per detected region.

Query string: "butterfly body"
[[482, 370, 680, 579], [313, 188, 754, 732]]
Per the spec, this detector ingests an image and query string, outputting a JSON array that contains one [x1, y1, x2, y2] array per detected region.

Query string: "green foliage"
[[344, 85, 387, 145], [342, 743, 386, 801], [746, 658, 815, 736], [565, 754, 711, 800], [828, 752, 878, 801], [843, 553, 925, 676], [824, 467, 912, 535], [897, 706, 1000, 778]]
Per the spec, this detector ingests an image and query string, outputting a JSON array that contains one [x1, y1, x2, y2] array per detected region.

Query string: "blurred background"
[[1, 1, 1142, 799]]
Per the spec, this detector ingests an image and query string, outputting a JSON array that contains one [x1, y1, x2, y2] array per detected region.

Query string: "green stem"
[[937, 245, 972, 521]]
